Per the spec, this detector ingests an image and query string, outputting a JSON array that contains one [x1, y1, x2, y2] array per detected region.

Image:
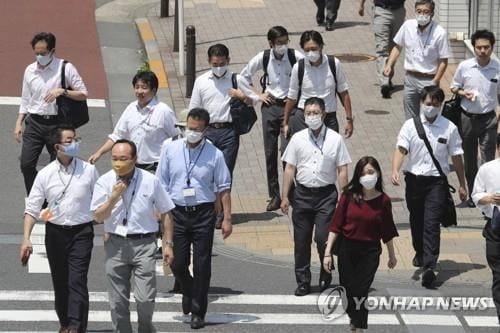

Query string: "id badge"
[[183, 187, 196, 198], [115, 224, 128, 237]]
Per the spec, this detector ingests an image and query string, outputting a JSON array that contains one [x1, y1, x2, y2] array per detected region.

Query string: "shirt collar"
[[420, 112, 447, 128], [416, 20, 434, 34], [305, 54, 327, 68], [208, 69, 231, 80], [36, 56, 59, 72], [135, 97, 158, 112], [472, 57, 494, 69], [184, 138, 206, 151], [308, 124, 326, 140], [55, 157, 76, 173]]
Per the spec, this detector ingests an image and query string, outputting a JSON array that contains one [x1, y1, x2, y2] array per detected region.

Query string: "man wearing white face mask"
[[281, 97, 351, 296], [14, 32, 88, 196], [20, 126, 99, 333], [189, 44, 258, 180], [392, 86, 467, 288], [384, 0, 451, 117], [240, 26, 304, 212], [156, 108, 232, 329]]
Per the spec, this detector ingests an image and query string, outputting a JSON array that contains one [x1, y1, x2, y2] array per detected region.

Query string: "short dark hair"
[[267, 26, 289, 43], [300, 30, 324, 49], [187, 108, 210, 127], [31, 32, 56, 50], [304, 97, 326, 112], [207, 44, 229, 59], [471, 29, 496, 47], [420, 85, 445, 104], [132, 70, 159, 93], [344, 156, 384, 203], [51, 125, 75, 146], [113, 139, 137, 158], [415, 0, 435, 12]]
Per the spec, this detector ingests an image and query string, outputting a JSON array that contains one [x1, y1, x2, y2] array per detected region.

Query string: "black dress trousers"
[[484, 220, 500, 322], [45, 222, 94, 332]]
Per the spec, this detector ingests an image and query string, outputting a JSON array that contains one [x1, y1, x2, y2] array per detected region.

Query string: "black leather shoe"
[[182, 294, 192, 315], [325, 21, 335, 31], [294, 285, 311, 296], [381, 84, 391, 98], [319, 274, 332, 291], [466, 198, 476, 208], [190, 314, 205, 329], [316, 9, 325, 25], [421, 269, 436, 288], [412, 254, 423, 267], [266, 197, 281, 211]]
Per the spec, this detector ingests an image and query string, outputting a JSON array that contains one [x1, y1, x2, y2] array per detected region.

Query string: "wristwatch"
[[63, 88, 68, 96], [165, 240, 174, 247], [346, 116, 354, 122]]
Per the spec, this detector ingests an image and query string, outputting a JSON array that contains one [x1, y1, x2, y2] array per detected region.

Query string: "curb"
[[135, 17, 169, 89]]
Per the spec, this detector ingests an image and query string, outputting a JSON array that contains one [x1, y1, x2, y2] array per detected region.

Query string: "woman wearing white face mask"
[[324, 156, 398, 333], [284, 30, 354, 139]]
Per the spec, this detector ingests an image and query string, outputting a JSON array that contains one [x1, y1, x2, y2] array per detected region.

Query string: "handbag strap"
[[60, 60, 68, 89], [231, 73, 238, 90], [412, 116, 446, 178]]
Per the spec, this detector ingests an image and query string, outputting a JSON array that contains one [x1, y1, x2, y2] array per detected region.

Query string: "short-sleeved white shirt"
[[472, 158, 500, 218], [287, 55, 349, 112], [282, 126, 351, 187], [396, 113, 463, 177], [450, 57, 500, 114], [393, 19, 451, 74]]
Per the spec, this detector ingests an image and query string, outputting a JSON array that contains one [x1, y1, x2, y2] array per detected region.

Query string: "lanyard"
[[310, 128, 327, 155], [121, 176, 138, 226], [183, 141, 206, 187], [418, 22, 434, 51], [55, 159, 76, 205]]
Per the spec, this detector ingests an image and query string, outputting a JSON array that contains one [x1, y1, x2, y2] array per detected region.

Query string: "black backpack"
[[259, 48, 297, 92], [297, 55, 343, 106]]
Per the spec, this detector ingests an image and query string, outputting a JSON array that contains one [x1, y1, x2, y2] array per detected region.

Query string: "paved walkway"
[[139, 0, 492, 285]]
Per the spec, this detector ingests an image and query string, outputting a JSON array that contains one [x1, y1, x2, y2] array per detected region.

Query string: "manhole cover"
[[334, 53, 375, 63], [365, 109, 390, 115]]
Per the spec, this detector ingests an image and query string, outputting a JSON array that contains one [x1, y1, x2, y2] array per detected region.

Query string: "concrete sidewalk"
[[138, 0, 491, 285]]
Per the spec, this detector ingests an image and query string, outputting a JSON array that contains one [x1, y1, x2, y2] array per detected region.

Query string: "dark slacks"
[[405, 173, 448, 269], [205, 126, 239, 177], [262, 104, 286, 199], [461, 111, 498, 194], [21, 115, 58, 194], [45, 222, 94, 332], [484, 220, 500, 322], [313, 0, 342, 24], [171, 203, 216, 318], [291, 110, 339, 136], [292, 183, 338, 287], [338, 237, 381, 329]]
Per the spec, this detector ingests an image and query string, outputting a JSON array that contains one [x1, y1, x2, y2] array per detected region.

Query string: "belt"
[[110, 232, 156, 239], [375, 3, 404, 10], [406, 70, 435, 79], [47, 221, 93, 230], [209, 122, 232, 129], [462, 110, 495, 120], [404, 172, 446, 181], [136, 162, 158, 172], [175, 202, 214, 213], [297, 183, 336, 193], [30, 114, 60, 124], [274, 98, 286, 106]]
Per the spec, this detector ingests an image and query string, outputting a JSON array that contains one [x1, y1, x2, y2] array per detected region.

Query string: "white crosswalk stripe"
[[0, 290, 498, 330]]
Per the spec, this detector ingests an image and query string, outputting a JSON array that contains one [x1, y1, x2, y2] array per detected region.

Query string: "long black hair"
[[343, 156, 384, 203]]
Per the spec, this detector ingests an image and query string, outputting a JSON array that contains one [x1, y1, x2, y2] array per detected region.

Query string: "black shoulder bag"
[[230, 73, 257, 135], [413, 117, 457, 227], [441, 94, 462, 131], [56, 60, 89, 128]]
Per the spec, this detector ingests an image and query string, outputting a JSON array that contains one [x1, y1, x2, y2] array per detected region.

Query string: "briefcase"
[[56, 60, 89, 128], [441, 94, 462, 130]]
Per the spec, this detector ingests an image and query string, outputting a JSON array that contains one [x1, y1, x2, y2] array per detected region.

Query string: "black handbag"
[[56, 60, 89, 128], [413, 117, 457, 227], [229, 73, 257, 135], [441, 94, 462, 130]]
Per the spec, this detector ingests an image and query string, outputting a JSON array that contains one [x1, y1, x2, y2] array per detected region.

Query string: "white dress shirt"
[[282, 126, 351, 187], [393, 20, 451, 74], [451, 57, 500, 114], [108, 98, 179, 164], [287, 54, 349, 112], [240, 49, 304, 99], [188, 70, 258, 123], [25, 158, 99, 225], [397, 113, 463, 176], [472, 158, 500, 218], [91, 168, 175, 235], [20, 57, 88, 115]]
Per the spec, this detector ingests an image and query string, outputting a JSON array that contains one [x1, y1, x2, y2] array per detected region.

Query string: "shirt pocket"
[[319, 154, 337, 175]]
